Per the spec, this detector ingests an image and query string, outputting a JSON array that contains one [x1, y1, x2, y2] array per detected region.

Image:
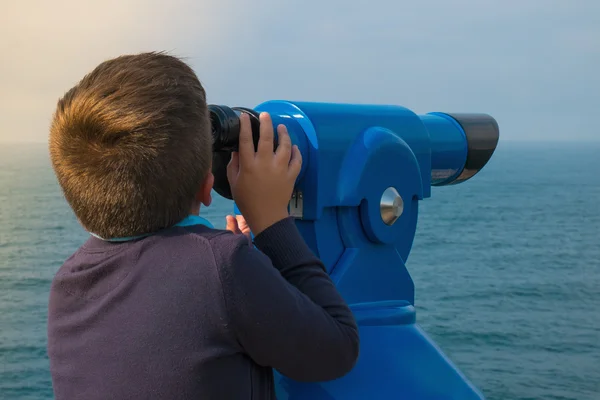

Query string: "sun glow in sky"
[[1, 0, 598, 143]]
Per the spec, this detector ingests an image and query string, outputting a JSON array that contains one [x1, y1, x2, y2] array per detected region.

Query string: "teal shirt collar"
[[89, 215, 214, 242]]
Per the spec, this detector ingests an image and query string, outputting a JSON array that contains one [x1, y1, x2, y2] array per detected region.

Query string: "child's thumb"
[[227, 152, 239, 184]]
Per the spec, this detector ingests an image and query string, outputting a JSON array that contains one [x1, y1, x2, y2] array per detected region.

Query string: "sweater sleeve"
[[212, 217, 359, 382]]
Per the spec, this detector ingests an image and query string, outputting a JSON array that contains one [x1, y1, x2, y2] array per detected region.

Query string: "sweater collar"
[[88, 215, 214, 242]]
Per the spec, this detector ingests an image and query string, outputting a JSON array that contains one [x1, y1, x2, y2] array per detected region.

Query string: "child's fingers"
[[257, 112, 274, 159], [275, 124, 292, 164], [235, 215, 250, 234], [288, 145, 302, 178], [225, 215, 241, 234]]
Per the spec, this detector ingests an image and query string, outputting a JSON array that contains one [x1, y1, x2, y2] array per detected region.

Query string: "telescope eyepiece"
[[209, 105, 261, 152], [208, 105, 263, 200]]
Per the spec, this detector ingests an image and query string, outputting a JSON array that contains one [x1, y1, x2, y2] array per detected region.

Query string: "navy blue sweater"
[[47, 217, 359, 399]]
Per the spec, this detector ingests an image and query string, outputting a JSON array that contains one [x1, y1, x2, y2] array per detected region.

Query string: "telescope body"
[[231, 101, 498, 400]]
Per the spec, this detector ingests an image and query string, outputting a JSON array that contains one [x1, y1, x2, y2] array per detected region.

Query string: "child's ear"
[[200, 172, 214, 207]]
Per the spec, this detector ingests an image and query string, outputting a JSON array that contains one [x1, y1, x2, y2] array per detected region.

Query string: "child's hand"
[[226, 112, 302, 236], [225, 214, 252, 242]]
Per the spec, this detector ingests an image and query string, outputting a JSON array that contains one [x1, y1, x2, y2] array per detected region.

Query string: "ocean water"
[[0, 141, 599, 400]]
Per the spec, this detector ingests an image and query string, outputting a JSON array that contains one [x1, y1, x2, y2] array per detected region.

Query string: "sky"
[[1, 0, 598, 143]]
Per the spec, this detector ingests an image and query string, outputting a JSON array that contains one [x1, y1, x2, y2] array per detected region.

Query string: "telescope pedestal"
[[222, 100, 498, 400], [274, 301, 483, 399]]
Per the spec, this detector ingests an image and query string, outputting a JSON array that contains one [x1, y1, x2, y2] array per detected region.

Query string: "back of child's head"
[[49, 52, 212, 239]]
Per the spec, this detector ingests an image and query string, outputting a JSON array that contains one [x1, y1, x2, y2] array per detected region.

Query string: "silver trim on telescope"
[[380, 187, 404, 225]]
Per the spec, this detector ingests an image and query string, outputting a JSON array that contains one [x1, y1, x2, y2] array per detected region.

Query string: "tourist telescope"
[[210, 101, 500, 399]]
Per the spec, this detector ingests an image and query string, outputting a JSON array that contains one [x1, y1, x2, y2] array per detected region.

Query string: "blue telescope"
[[210, 101, 499, 399]]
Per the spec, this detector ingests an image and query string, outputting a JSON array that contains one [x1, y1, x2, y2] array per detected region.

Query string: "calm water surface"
[[0, 141, 599, 399]]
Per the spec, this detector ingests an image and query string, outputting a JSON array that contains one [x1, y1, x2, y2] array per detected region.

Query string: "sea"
[[0, 141, 599, 400]]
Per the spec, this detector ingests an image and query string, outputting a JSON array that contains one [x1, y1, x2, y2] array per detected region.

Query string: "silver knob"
[[380, 187, 403, 225]]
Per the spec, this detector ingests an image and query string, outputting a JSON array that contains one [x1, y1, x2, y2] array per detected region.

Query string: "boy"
[[47, 52, 359, 399]]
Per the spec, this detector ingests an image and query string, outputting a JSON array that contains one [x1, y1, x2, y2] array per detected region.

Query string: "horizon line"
[[2, 138, 599, 145]]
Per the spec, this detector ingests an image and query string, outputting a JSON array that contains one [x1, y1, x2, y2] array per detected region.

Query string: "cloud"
[[1, 0, 599, 142]]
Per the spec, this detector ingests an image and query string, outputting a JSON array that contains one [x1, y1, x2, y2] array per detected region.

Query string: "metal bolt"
[[380, 187, 403, 225]]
